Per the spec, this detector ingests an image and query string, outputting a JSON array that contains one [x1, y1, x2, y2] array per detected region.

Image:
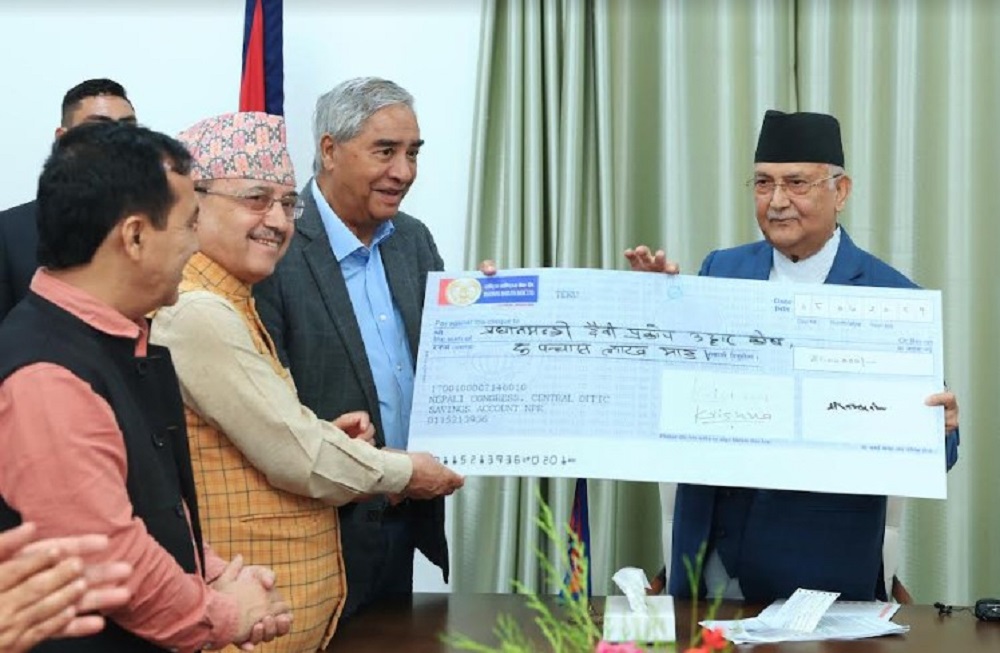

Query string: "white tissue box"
[[602, 595, 676, 643]]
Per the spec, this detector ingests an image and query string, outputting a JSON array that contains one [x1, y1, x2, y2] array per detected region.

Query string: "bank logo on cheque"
[[438, 274, 540, 306], [443, 278, 483, 306]]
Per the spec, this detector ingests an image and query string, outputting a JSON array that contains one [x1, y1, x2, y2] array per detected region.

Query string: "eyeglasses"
[[746, 174, 843, 197], [195, 187, 305, 221]]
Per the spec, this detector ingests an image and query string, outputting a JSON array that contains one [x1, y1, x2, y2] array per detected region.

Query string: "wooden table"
[[328, 593, 1000, 652]]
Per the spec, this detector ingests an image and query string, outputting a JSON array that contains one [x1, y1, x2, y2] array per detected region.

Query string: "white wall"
[[0, 0, 483, 591], [0, 0, 481, 271]]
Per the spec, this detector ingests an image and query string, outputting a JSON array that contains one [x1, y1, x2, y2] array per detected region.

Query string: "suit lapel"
[[297, 184, 384, 443], [745, 241, 774, 280], [380, 224, 422, 359], [823, 227, 866, 286]]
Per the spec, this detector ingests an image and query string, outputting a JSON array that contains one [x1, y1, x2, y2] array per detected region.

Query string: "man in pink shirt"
[[0, 122, 292, 652]]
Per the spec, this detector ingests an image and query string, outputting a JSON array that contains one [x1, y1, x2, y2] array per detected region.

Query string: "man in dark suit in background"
[[626, 110, 960, 603], [254, 77, 462, 619], [0, 78, 136, 321]]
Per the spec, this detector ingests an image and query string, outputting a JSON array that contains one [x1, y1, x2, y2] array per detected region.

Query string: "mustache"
[[767, 210, 799, 221], [249, 226, 287, 244]]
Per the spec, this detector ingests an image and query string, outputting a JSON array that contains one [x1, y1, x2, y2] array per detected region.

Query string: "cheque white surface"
[[408, 268, 946, 498]]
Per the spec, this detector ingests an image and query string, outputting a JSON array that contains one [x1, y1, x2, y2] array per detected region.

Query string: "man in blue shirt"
[[255, 77, 464, 618]]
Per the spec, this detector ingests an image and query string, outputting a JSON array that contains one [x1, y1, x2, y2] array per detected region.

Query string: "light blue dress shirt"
[[311, 180, 416, 450]]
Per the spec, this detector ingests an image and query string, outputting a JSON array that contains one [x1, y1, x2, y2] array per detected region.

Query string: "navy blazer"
[[668, 228, 960, 602], [254, 183, 448, 613], [0, 200, 39, 322]]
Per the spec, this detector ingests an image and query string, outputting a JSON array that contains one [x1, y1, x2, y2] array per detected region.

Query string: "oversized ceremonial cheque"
[[407, 268, 946, 499]]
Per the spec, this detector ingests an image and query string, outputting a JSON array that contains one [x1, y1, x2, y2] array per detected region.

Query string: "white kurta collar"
[[769, 226, 841, 283]]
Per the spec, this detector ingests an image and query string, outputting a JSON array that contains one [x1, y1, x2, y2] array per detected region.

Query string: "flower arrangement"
[[443, 493, 731, 653]]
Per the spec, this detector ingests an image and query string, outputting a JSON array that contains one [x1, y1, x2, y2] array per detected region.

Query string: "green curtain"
[[457, 0, 668, 594], [795, 0, 1000, 604], [459, 0, 1000, 604]]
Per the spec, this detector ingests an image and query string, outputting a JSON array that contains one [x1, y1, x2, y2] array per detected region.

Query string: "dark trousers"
[[339, 512, 415, 620]]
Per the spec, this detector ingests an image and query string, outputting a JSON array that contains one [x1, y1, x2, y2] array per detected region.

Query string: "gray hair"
[[828, 164, 846, 189], [312, 77, 415, 173]]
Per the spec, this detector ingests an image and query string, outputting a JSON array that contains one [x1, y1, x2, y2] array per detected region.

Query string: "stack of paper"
[[701, 589, 909, 645]]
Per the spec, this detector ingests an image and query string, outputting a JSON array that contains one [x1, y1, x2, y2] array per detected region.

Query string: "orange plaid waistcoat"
[[179, 254, 345, 652]]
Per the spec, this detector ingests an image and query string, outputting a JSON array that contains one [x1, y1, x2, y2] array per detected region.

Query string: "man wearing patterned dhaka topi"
[[154, 111, 463, 651]]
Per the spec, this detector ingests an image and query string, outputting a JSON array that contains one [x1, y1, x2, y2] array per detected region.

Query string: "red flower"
[[701, 626, 728, 650]]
